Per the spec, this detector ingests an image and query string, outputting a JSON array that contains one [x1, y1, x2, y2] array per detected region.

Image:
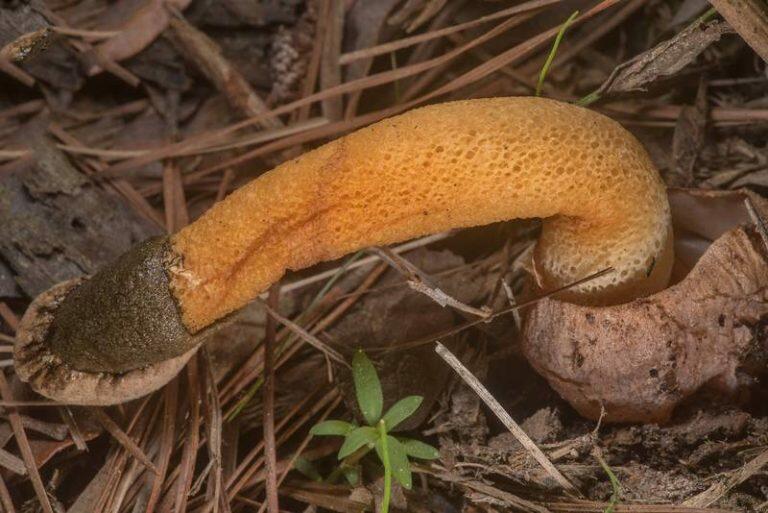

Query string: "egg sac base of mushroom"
[[522, 189, 768, 424]]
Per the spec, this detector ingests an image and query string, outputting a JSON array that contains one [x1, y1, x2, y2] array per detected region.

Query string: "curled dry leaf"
[[87, 0, 192, 75], [523, 189, 768, 424], [595, 20, 730, 99]]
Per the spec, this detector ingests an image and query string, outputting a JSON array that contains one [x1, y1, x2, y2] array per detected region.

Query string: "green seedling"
[[310, 350, 439, 513], [536, 10, 580, 97]]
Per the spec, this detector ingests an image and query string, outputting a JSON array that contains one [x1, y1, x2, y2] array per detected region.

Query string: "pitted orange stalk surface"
[[170, 97, 673, 333]]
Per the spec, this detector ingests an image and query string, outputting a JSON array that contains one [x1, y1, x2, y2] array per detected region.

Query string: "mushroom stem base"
[[523, 224, 768, 424]]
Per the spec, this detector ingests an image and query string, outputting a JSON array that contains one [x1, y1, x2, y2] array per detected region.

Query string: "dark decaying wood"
[[0, 122, 159, 300]]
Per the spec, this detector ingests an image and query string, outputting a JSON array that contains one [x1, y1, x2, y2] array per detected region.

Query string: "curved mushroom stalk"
[[14, 97, 673, 405], [523, 190, 768, 424]]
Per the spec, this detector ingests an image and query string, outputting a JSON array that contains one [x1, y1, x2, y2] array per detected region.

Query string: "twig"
[[745, 197, 768, 253], [371, 246, 491, 318], [372, 267, 614, 352], [262, 285, 281, 513], [434, 342, 580, 495]]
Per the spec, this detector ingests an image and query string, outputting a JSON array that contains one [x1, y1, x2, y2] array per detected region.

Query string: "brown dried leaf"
[[88, 0, 192, 74], [596, 20, 730, 98]]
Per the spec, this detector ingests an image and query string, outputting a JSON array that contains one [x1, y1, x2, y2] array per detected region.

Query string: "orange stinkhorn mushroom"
[[15, 97, 674, 406]]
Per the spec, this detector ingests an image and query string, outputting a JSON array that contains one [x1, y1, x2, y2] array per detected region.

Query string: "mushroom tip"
[[13, 278, 195, 405]]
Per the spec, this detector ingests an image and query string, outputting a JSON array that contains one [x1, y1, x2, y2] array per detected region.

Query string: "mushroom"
[[12, 96, 705, 410], [523, 189, 768, 423]]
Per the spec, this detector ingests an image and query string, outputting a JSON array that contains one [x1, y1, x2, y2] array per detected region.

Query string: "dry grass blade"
[[430, 468, 551, 513], [0, 150, 31, 161], [168, 15, 280, 126], [103, 1, 551, 177], [163, 162, 190, 232], [174, 357, 201, 513], [90, 408, 158, 474], [340, 0, 557, 64], [46, 123, 165, 228], [0, 303, 19, 331], [0, 446, 26, 475], [0, 474, 15, 513], [59, 407, 88, 452], [0, 99, 44, 120], [260, 300, 347, 365], [684, 446, 768, 508], [371, 245, 490, 318], [435, 342, 580, 495], [546, 502, 734, 513], [224, 389, 339, 504], [200, 348, 227, 513], [262, 285, 281, 513], [255, 399, 341, 513], [0, 372, 55, 513], [144, 380, 178, 513], [373, 267, 614, 352], [0, 58, 36, 87], [319, 0, 344, 121]]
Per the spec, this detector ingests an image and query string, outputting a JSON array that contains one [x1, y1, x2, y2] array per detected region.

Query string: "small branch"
[[371, 246, 491, 318], [370, 267, 613, 353], [434, 342, 580, 495], [262, 285, 281, 513]]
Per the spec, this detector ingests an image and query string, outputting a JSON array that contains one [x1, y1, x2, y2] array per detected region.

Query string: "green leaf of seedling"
[[342, 466, 360, 486], [381, 396, 422, 431], [376, 436, 412, 490], [397, 437, 440, 460], [338, 426, 378, 459], [352, 350, 383, 425], [294, 457, 322, 482], [310, 420, 356, 437]]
